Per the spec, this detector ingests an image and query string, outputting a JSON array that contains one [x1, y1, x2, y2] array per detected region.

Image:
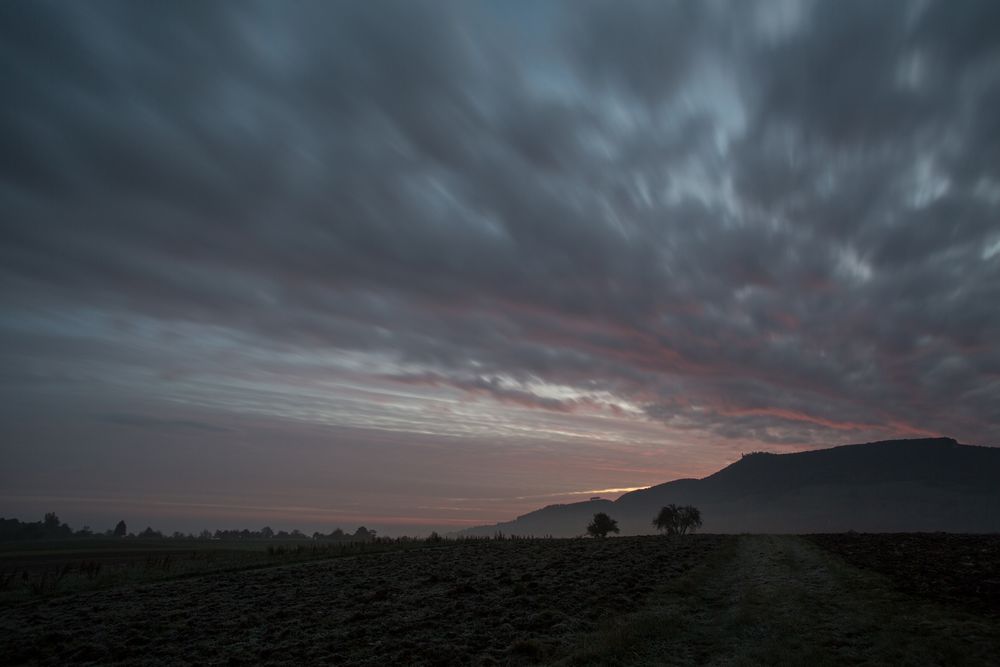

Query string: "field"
[[0, 536, 727, 665], [805, 532, 1000, 617], [0, 538, 434, 602], [2, 534, 1000, 665]]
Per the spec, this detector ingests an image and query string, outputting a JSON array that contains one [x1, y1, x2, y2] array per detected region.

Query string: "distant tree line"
[[0, 513, 380, 543], [312, 526, 377, 541], [208, 526, 378, 541], [0, 513, 76, 541]]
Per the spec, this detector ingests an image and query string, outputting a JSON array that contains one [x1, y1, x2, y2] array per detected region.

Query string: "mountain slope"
[[459, 438, 1000, 537]]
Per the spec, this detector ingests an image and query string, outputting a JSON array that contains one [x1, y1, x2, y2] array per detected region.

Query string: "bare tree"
[[653, 505, 702, 535], [678, 506, 702, 534]]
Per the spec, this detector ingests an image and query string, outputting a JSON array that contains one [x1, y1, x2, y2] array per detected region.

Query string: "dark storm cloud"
[[1, 0, 999, 448]]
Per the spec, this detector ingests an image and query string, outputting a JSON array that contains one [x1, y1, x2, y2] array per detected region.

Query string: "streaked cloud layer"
[[1, 1, 998, 532]]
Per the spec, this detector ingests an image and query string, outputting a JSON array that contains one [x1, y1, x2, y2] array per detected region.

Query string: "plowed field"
[[0, 536, 729, 665]]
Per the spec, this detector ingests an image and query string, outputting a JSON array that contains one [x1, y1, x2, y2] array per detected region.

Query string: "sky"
[[1, 0, 999, 536]]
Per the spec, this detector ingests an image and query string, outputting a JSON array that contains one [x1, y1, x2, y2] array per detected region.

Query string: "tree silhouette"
[[41, 512, 71, 538], [138, 526, 163, 538], [586, 512, 619, 538], [678, 506, 702, 534], [653, 504, 680, 534], [113, 520, 127, 538], [653, 504, 702, 535]]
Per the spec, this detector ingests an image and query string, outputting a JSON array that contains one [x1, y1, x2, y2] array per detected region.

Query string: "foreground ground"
[[0, 536, 724, 664], [576, 534, 1000, 666], [805, 533, 1000, 618], [2, 534, 999, 665]]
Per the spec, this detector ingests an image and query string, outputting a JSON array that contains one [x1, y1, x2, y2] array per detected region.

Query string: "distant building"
[[590, 496, 601, 501]]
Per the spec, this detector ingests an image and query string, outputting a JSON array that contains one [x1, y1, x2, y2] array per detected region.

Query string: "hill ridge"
[[459, 437, 1000, 537]]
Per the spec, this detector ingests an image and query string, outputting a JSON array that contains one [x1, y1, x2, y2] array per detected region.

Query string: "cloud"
[[1, 0, 998, 488], [99, 414, 229, 433]]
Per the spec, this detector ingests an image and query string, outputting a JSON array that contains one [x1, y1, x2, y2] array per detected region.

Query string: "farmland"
[[0, 535, 727, 665], [2, 534, 1000, 665], [0, 537, 435, 603], [805, 532, 1000, 617]]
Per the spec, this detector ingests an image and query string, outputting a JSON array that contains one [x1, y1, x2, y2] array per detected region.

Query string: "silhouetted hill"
[[459, 438, 1000, 537]]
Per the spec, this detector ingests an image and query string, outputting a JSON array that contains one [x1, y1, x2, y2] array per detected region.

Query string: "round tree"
[[587, 512, 619, 538]]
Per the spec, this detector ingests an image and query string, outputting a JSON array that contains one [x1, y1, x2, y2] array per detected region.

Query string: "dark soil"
[[0, 535, 729, 665], [591, 535, 1000, 667], [806, 533, 1000, 617]]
